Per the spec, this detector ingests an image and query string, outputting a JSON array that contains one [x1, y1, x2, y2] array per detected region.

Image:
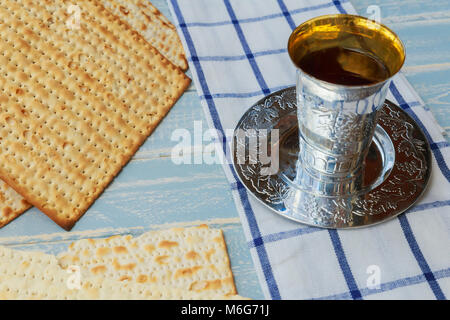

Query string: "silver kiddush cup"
[[287, 15, 405, 186]]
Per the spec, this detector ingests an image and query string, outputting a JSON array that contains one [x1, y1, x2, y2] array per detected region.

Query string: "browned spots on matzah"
[[154, 255, 169, 265], [0, 0, 190, 230], [119, 275, 132, 281], [190, 279, 221, 291], [2, 207, 12, 218], [204, 248, 215, 262], [0, 245, 246, 299], [205, 279, 226, 291], [113, 259, 136, 271], [91, 265, 107, 274], [190, 278, 234, 292], [174, 266, 203, 279], [113, 246, 128, 254], [57, 226, 238, 296], [158, 240, 179, 249], [137, 274, 148, 283], [209, 264, 220, 274], [185, 250, 200, 260], [96, 247, 111, 257]]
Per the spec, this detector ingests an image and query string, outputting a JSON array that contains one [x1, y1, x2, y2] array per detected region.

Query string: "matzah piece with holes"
[[100, 0, 188, 71], [0, 0, 190, 230], [0, 181, 31, 228], [58, 225, 238, 296], [0, 245, 246, 300]]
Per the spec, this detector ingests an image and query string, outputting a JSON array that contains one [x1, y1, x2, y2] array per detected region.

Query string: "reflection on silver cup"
[[296, 71, 389, 177], [288, 14, 405, 182]]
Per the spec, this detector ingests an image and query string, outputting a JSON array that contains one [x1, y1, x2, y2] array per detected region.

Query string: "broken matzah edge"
[[101, 0, 188, 71]]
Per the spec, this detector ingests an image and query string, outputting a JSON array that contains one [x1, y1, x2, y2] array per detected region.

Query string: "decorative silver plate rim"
[[232, 86, 432, 229]]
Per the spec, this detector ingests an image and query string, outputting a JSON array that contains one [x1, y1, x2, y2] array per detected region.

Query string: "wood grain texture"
[[352, 0, 450, 141]]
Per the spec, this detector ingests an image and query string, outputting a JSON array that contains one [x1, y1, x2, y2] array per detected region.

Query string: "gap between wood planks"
[[0, 217, 242, 247], [402, 62, 450, 75]]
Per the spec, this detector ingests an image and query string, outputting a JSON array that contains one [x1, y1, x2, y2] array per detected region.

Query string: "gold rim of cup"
[[287, 14, 406, 87]]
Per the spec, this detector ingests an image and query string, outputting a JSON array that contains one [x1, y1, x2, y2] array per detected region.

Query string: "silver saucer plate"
[[232, 86, 432, 229]]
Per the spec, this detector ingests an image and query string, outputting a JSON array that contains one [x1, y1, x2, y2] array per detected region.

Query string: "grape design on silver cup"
[[288, 14, 405, 181]]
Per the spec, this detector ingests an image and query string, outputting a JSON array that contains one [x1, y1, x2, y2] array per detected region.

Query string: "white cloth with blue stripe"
[[168, 0, 450, 299]]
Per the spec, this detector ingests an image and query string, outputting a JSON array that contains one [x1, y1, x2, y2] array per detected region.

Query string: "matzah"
[[0, 245, 245, 300], [58, 225, 237, 295], [101, 0, 188, 71], [0, 0, 190, 230], [0, 181, 31, 228]]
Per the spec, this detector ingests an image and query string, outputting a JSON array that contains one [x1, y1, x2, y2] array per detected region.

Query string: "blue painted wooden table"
[[0, 0, 448, 300]]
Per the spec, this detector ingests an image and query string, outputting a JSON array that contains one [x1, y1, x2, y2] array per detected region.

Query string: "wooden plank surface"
[[0, 0, 448, 301], [352, 0, 450, 140]]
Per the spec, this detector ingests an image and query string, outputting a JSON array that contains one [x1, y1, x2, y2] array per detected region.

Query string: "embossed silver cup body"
[[288, 15, 405, 187], [296, 70, 389, 177]]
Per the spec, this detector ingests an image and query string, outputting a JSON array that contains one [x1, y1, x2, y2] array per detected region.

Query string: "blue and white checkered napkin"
[[168, 0, 450, 299]]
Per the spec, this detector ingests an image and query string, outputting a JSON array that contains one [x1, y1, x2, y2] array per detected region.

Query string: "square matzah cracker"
[[101, 0, 188, 71], [58, 225, 238, 296], [0, 181, 31, 228], [0, 0, 190, 230], [0, 245, 245, 299]]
